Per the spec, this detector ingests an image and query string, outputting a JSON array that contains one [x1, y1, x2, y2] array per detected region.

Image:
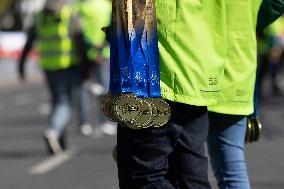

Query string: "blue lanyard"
[[109, 6, 121, 93], [110, 0, 161, 98], [145, 5, 161, 98]]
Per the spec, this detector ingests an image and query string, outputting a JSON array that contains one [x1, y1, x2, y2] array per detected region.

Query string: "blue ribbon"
[[109, 0, 161, 98], [109, 5, 121, 93]]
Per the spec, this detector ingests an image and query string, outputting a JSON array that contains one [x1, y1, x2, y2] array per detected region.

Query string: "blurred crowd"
[[1, 0, 115, 155], [0, 1, 284, 188], [0, 0, 284, 156], [258, 15, 284, 96], [0, 0, 283, 152]]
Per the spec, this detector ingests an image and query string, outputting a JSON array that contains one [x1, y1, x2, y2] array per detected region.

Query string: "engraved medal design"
[[130, 98, 153, 128], [114, 94, 143, 122], [103, 0, 171, 130], [147, 99, 171, 127]]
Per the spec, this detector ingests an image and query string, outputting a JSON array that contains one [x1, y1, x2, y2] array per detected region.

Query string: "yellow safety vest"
[[37, 5, 79, 71], [77, 0, 111, 60]]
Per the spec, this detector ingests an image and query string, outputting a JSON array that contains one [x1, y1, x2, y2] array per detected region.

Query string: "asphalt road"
[[0, 82, 284, 189]]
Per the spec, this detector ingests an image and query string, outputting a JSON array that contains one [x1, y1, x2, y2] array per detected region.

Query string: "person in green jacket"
[[207, 1, 284, 189], [113, 1, 227, 188]]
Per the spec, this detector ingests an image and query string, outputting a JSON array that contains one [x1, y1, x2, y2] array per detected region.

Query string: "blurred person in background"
[[18, 0, 92, 155], [258, 15, 284, 96], [76, 0, 116, 136], [207, 1, 284, 189]]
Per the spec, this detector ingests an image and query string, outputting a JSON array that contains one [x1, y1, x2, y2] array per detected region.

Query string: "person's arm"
[[74, 30, 92, 79], [71, 14, 92, 80], [257, 0, 284, 32], [18, 25, 36, 81], [102, 26, 111, 44]]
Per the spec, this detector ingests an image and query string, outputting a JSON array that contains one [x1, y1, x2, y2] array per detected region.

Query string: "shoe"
[[101, 123, 117, 135], [59, 131, 67, 150], [80, 124, 93, 136], [44, 130, 63, 155], [44, 136, 54, 155]]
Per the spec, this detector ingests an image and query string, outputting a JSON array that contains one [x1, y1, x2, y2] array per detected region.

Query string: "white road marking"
[[28, 148, 77, 175]]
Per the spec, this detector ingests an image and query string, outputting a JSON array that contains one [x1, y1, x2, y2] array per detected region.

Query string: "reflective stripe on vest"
[[37, 5, 79, 71]]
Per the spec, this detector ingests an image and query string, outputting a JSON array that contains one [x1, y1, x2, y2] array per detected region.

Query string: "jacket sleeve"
[[19, 25, 36, 68], [257, 0, 284, 32], [71, 14, 93, 80]]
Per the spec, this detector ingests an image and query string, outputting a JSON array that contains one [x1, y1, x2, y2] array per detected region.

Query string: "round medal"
[[147, 99, 171, 128], [123, 121, 142, 129], [253, 118, 262, 142], [101, 92, 119, 122], [114, 94, 142, 122], [130, 98, 153, 128], [245, 119, 252, 143], [249, 118, 262, 142]]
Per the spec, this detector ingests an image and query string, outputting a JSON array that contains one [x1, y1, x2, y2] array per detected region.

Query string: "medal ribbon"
[[109, 0, 161, 98]]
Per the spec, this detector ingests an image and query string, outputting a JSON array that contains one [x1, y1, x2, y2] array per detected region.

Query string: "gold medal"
[[249, 119, 255, 143], [245, 117, 262, 143], [123, 121, 142, 129], [245, 120, 252, 143], [251, 118, 262, 142], [114, 95, 171, 130], [101, 92, 119, 122], [253, 118, 262, 142], [147, 99, 171, 128], [114, 94, 143, 122], [130, 98, 153, 128]]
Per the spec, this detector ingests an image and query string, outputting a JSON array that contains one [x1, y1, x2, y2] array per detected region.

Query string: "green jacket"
[[208, 1, 262, 115], [157, 0, 227, 106], [157, 0, 284, 112], [209, 0, 284, 115], [77, 0, 111, 59], [257, 0, 284, 32]]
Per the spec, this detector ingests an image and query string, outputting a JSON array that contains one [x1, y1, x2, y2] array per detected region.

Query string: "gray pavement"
[[0, 83, 284, 189], [0, 83, 118, 189]]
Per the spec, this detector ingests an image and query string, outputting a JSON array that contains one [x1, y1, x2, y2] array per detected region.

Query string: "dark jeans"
[[117, 101, 212, 189], [45, 66, 89, 135]]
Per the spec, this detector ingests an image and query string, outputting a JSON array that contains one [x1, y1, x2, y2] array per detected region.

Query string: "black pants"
[[117, 101, 212, 189]]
